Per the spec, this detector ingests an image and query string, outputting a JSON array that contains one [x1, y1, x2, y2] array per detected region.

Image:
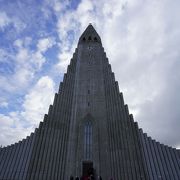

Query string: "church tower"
[[0, 24, 179, 180]]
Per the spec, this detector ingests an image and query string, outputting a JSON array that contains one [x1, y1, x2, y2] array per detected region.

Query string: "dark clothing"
[[90, 175, 95, 180]]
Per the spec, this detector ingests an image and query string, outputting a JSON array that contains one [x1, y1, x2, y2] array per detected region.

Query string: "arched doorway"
[[82, 161, 94, 177]]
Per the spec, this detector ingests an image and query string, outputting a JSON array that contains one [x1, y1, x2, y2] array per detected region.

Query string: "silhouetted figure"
[[90, 174, 95, 180], [75, 177, 79, 180], [98, 176, 102, 180], [70, 175, 74, 180]]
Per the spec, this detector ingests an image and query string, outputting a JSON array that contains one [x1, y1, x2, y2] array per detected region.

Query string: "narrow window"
[[88, 90, 90, 94], [88, 36, 92, 40], [94, 37, 97, 41], [88, 102, 90, 106], [83, 37, 86, 41], [84, 121, 92, 159]]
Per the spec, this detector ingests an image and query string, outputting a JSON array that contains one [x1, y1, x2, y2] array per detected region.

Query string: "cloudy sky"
[[0, 0, 180, 149]]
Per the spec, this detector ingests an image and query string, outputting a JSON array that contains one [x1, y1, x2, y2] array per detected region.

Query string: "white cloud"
[[0, 114, 13, 126], [37, 37, 56, 53], [0, 76, 16, 92], [0, 11, 26, 32], [31, 51, 46, 69], [0, 101, 8, 108], [0, 36, 56, 145], [77, 0, 94, 14], [45, 0, 69, 12], [53, 2, 62, 12], [56, 51, 73, 72], [16, 47, 29, 63], [0, 97, 8, 108], [32, 37, 56, 69], [22, 76, 55, 125], [0, 112, 33, 146], [0, 36, 56, 92], [14, 68, 34, 86], [52, 0, 180, 148], [0, 76, 55, 146], [0, 12, 11, 29], [99, 0, 180, 147]]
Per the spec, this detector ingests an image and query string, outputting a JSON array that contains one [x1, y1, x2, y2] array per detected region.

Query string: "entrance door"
[[82, 161, 93, 177]]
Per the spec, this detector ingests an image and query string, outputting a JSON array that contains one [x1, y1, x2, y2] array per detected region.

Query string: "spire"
[[78, 24, 102, 44]]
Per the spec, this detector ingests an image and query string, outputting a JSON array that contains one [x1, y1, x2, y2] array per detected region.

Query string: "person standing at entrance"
[[98, 176, 102, 180]]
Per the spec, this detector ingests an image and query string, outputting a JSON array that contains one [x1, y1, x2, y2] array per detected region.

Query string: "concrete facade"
[[0, 25, 179, 180]]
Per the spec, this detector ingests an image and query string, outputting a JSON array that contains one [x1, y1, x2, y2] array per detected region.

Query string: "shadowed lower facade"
[[0, 25, 179, 180]]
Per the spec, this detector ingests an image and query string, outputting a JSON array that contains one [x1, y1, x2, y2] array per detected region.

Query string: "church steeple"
[[0, 24, 179, 180], [78, 24, 102, 44]]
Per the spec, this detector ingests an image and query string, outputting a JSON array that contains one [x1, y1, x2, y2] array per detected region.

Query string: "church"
[[0, 24, 179, 180]]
